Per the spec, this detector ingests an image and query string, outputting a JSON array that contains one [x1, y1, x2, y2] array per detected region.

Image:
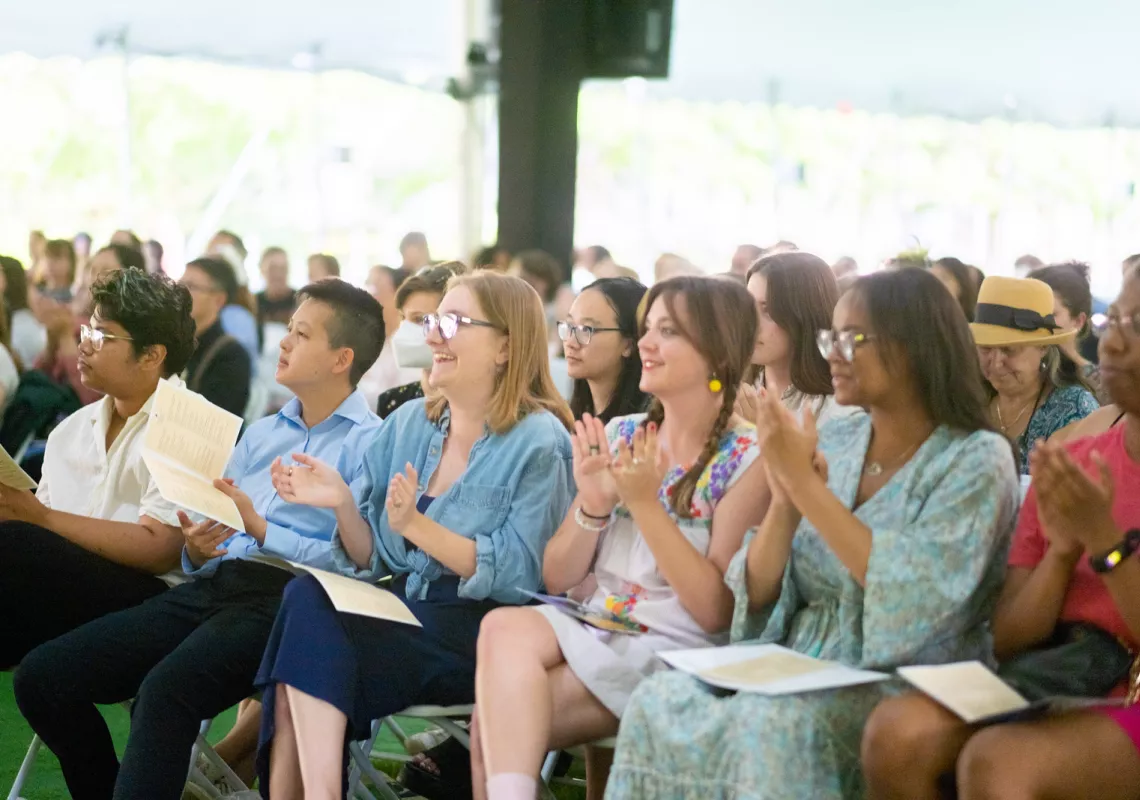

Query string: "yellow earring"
[[708, 377, 723, 393]]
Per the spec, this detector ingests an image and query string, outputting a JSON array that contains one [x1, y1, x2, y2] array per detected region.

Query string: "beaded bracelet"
[[574, 506, 610, 532]]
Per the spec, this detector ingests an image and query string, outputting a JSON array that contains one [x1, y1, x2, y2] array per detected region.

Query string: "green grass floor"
[[2, 672, 585, 799]]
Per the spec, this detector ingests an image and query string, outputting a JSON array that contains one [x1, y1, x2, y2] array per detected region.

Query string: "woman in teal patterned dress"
[[605, 269, 1020, 800]]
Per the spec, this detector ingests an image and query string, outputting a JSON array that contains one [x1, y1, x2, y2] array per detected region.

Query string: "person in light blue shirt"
[[254, 271, 576, 798], [12, 279, 387, 800]]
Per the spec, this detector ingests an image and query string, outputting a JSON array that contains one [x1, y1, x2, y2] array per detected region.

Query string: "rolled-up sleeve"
[[459, 448, 574, 604], [330, 431, 392, 581]]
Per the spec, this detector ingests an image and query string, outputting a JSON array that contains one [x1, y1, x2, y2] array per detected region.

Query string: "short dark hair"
[[849, 269, 997, 436], [587, 245, 611, 263], [186, 256, 239, 304], [112, 230, 143, 251], [308, 253, 340, 277], [931, 257, 980, 322], [214, 230, 247, 260], [100, 244, 146, 272], [395, 261, 467, 309], [91, 268, 196, 377], [514, 249, 563, 302], [0, 256, 29, 312], [473, 245, 508, 270], [1029, 262, 1093, 337], [298, 279, 386, 385], [747, 252, 840, 396]]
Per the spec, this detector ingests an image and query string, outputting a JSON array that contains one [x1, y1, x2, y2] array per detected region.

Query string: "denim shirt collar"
[[278, 389, 372, 430]]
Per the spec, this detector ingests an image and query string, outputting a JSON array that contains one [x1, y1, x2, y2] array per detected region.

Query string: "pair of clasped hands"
[[572, 414, 670, 519], [179, 456, 424, 566], [1029, 438, 1120, 565]]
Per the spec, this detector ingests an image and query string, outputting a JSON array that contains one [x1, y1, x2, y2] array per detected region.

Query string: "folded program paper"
[[252, 556, 421, 627], [142, 379, 244, 530], [0, 445, 36, 491], [660, 644, 889, 695]]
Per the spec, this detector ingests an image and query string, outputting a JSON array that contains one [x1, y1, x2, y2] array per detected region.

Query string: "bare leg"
[[213, 697, 262, 786], [958, 711, 1140, 800], [268, 684, 304, 800], [862, 693, 975, 800], [475, 609, 619, 786], [470, 709, 488, 800], [285, 684, 349, 800], [584, 745, 614, 800]]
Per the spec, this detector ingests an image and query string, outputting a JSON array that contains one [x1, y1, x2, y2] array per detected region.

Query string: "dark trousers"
[[13, 560, 294, 800], [0, 520, 168, 670]]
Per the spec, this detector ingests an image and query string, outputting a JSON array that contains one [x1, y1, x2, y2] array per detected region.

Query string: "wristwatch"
[[1089, 529, 1140, 574]]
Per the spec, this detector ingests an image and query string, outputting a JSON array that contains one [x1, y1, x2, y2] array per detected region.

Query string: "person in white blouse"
[[736, 251, 861, 429], [0, 268, 197, 670]]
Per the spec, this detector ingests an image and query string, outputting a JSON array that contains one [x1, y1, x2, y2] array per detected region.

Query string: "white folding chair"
[[5, 734, 41, 800]]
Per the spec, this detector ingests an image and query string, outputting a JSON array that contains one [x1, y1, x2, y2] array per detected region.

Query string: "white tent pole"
[[184, 123, 271, 259], [458, 0, 490, 262], [117, 32, 133, 228]]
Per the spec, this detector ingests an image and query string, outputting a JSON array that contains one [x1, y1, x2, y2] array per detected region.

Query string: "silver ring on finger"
[[590, 445, 600, 456]]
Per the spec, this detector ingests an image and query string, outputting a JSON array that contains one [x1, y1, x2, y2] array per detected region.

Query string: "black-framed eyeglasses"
[[423, 312, 500, 341], [556, 321, 622, 346], [1094, 312, 1140, 339], [817, 329, 875, 362], [80, 324, 134, 352]]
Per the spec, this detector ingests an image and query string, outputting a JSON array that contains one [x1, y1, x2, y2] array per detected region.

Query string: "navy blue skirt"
[[254, 572, 501, 798]]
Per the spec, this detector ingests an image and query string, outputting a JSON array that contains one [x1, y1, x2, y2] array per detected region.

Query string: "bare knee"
[[957, 726, 1032, 800], [862, 693, 970, 794], [477, 607, 549, 662]]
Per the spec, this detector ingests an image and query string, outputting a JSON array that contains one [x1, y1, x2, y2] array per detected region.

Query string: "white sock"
[[486, 772, 538, 800]]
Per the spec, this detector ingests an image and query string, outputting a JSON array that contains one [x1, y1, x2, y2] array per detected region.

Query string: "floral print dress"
[[604, 413, 1020, 800], [534, 413, 760, 716]]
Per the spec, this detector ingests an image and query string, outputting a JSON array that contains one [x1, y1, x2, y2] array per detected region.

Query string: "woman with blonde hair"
[[253, 271, 576, 797]]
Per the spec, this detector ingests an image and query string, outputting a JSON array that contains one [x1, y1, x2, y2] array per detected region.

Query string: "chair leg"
[[6, 736, 42, 800]]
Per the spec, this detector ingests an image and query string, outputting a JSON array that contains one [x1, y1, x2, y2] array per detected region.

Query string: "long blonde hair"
[[425, 272, 573, 434]]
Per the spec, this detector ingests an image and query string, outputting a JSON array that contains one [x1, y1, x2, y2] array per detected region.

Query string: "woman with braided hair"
[[605, 267, 1020, 800], [471, 275, 768, 800]]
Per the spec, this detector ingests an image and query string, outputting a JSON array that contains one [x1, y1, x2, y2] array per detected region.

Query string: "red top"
[[1009, 424, 1140, 652]]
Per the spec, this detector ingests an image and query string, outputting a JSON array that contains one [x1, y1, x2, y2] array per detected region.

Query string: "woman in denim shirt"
[[253, 272, 575, 798]]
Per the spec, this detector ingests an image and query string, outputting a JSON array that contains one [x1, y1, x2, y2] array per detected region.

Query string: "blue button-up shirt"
[[331, 398, 575, 605], [182, 389, 382, 578]]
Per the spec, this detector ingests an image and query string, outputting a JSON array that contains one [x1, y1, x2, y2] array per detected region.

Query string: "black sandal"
[[397, 736, 473, 800]]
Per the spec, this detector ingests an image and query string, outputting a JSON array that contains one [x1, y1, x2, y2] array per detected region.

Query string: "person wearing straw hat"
[[971, 276, 1098, 474]]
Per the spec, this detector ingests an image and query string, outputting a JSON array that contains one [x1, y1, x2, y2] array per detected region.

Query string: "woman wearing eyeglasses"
[[561, 277, 649, 424], [250, 272, 576, 798], [604, 268, 1019, 800]]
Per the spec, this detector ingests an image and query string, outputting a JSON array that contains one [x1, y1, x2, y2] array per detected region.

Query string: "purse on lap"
[[997, 622, 1134, 701]]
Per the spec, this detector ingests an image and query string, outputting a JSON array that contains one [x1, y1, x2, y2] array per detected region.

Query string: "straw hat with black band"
[[969, 276, 1076, 348]]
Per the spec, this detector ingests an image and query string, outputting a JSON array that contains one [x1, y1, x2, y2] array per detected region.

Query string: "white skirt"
[[533, 606, 676, 717]]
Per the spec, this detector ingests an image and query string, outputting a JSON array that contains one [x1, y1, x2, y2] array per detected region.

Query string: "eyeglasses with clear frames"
[[422, 312, 500, 341], [80, 324, 134, 352], [556, 321, 622, 346], [1093, 312, 1140, 339], [817, 329, 875, 362]]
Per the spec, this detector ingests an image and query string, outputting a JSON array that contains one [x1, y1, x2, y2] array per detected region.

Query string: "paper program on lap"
[[251, 556, 421, 627], [660, 644, 889, 695]]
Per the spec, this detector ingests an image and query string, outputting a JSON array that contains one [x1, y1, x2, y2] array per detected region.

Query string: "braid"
[[669, 382, 737, 518], [644, 397, 665, 428]]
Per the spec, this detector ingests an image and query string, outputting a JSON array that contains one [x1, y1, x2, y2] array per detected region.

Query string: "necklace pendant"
[[865, 462, 883, 477]]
